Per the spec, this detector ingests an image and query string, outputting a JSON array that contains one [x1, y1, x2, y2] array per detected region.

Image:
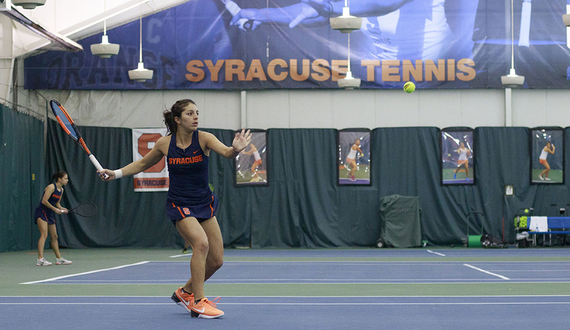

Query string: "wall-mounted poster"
[[338, 129, 371, 185], [531, 127, 564, 184], [235, 130, 268, 186], [441, 128, 474, 185]]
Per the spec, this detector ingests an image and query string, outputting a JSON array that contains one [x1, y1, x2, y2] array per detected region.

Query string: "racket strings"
[[72, 202, 98, 218]]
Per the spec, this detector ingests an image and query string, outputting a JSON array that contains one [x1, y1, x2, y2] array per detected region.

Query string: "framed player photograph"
[[235, 130, 268, 186], [337, 129, 371, 186], [440, 128, 475, 185], [530, 127, 564, 184]]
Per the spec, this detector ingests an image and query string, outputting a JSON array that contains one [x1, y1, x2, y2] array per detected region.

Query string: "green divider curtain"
[[40, 122, 570, 249], [0, 105, 44, 253]]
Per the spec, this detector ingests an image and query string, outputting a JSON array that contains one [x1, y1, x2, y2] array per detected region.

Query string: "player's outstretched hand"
[[233, 128, 252, 153], [98, 169, 115, 181], [230, 9, 262, 31]]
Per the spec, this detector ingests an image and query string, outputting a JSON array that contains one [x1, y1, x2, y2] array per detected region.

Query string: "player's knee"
[[193, 240, 210, 255]]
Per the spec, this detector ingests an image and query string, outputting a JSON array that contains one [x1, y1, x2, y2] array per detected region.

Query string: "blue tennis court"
[[3, 248, 570, 329], [23, 260, 570, 284], [3, 295, 570, 330]]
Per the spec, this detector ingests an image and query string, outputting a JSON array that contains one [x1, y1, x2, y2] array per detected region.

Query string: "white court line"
[[2, 302, 570, 306], [169, 253, 192, 258], [427, 250, 445, 257], [463, 264, 510, 280], [19, 261, 149, 285]]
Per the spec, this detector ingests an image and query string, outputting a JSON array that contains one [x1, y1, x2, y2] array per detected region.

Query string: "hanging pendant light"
[[501, 0, 524, 87], [333, 0, 361, 89], [129, 1, 153, 82], [330, 0, 362, 33], [90, 0, 120, 59], [338, 33, 361, 89], [12, 0, 46, 10]]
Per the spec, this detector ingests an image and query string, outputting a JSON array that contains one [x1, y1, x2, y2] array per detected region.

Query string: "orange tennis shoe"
[[191, 297, 224, 319], [171, 287, 194, 314]]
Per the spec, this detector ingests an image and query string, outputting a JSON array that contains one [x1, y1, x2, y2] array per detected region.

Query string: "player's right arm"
[[231, 0, 413, 29], [99, 135, 169, 181]]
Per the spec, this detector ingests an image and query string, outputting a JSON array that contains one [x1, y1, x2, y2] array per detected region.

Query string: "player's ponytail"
[[164, 99, 196, 135], [52, 171, 67, 182]]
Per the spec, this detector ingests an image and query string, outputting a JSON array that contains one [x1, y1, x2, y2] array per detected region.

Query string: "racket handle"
[[89, 154, 109, 179], [89, 154, 104, 171], [289, 13, 308, 28]]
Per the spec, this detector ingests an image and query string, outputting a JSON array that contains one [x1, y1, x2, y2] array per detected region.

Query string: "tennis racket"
[[68, 202, 98, 218], [49, 99, 107, 178]]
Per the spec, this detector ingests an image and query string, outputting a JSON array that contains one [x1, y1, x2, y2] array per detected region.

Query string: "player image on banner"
[[441, 128, 474, 185], [531, 128, 564, 184], [235, 130, 268, 186], [132, 128, 169, 191], [338, 129, 371, 185], [22, 0, 570, 90]]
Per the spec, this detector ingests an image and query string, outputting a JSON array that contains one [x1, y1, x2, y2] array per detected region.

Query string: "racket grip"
[[89, 154, 109, 179], [224, 0, 240, 16], [289, 13, 307, 28], [89, 154, 104, 171]]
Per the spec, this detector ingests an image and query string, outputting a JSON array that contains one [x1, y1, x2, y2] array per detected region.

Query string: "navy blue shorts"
[[34, 207, 55, 225], [166, 195, 219, 224]]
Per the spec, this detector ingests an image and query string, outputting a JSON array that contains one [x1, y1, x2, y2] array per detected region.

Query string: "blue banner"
[[24, 0, 570, 90]]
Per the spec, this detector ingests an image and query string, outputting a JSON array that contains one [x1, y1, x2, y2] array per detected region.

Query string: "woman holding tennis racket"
[[34, 171, 72, 266], [98, 99, 251, 319]]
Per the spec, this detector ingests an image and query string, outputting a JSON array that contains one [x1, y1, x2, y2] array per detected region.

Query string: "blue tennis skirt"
[[166, 195, 219, 224], [34, 207, 55, 225]]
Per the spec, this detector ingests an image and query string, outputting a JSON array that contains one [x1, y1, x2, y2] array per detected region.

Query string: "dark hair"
[[52, 171, 67, 182], [163, 99, 196, 135]]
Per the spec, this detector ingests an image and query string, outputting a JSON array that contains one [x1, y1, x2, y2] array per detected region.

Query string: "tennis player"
[[98, 99, 251, 319], [241, 143, 263, 181], [230, 0, 455, 64], [346, 139, 363, 181], [453, 142, 470, 180], [34, 171, 72, 266], [539, 141, 555, 181]]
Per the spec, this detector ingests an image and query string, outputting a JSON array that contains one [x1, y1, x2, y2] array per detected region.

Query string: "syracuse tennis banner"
[[24, 0, 570, 90], [132, 128, 169, 192]]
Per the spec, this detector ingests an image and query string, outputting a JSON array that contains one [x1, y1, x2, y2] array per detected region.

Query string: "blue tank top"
[[37, 183, 62, 213], [166, 130, 213, 206]]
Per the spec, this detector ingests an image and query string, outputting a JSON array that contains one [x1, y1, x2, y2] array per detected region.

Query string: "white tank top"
[[347, 147, 358, 159], [458, 148, 468, 161]]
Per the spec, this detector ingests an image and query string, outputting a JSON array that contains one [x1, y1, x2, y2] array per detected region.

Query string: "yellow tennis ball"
[[403, 81, 415, 93]]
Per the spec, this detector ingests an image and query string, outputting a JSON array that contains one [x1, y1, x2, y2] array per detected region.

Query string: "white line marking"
[[427, 250, 446, 256], [19, 261, 149, 285], [463, 264, 510, 280], [2, 302, 570, 306], [169, 253, 192, 258]]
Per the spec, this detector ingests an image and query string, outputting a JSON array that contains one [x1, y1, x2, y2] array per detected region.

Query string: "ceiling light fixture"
[[501, 0, 524, 87], [332, 0, 361, 89], [0, 0, 82, 52], [90, 0, 120, 59], [128, 1, 153, 82], [12, 0, 45, 10]]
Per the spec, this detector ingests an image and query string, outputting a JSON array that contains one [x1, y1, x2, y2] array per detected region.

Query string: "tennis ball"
[[403, 81, 415, 93], [524, 208, 529, 213]]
